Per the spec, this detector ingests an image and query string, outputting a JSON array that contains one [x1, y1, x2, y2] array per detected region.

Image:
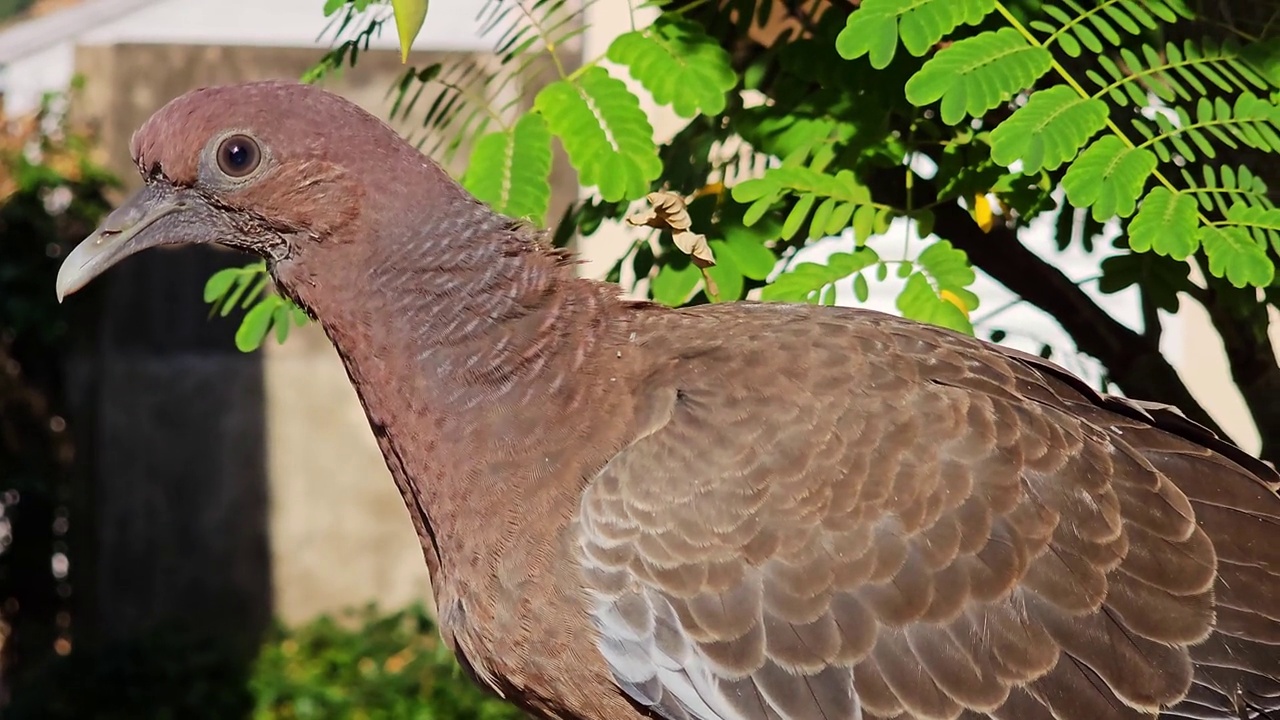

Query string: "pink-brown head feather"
[[128, 80, 387, 240], [55, 79, 491, 301]]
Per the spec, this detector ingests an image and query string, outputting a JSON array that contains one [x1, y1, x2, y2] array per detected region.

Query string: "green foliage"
[[206, 0, 1280, 365], [203, 262, 308, 352], [10, 605, 523, 720], [1127, 187, 1199, 258], [534, 67, 662, 202], [835, 0, 995, 67], [1061, 135, 1157, 220], [904, 28, 1054, 124], [989, 87, 1108, 173], [1199, 223, 1273, 287], [252, 604, 522, 720], [304, 0, 386, 83], [463, 112, 554, 224], [606, 17, 738, 118], [856, 0, 1279, 288], [0, 0, 37, 22], [390, 0, 429, 62], [762, 248, 880, 304]]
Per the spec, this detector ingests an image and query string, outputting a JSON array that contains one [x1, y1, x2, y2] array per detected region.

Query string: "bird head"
[[55, 80, 464, 302]]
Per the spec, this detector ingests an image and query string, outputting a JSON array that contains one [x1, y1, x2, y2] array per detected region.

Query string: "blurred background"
[[0, 0, 1276, 717]]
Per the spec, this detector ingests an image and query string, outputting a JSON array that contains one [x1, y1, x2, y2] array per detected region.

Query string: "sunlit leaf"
[[836, 0, 996, 68], [391, 0, 428, 63], [608, 18, 738, 118], [761, 248, 880, 302], [463, 112, 553, 224], [896, 272, 973, 333], [989, 86, 1109, 173], [535, 67, 662, 202], [651, 259, 702, 305], [1061, 136, 1157, 221], [905, 28, 1053, 124], [1128, 187, 1199, 259], [1199, 225, 1274, 288]]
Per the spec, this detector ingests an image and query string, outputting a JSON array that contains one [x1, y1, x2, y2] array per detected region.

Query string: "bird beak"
[[56, 184, 190, 302]]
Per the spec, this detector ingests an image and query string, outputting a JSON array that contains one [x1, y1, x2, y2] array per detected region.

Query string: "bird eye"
[[216, 134, 261, 178]]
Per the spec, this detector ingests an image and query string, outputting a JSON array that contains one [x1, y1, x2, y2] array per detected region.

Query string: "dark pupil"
[[225, 143, 251, 168]]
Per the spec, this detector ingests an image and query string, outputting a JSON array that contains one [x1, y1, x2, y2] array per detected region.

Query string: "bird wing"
[[573, 305, 1280, 720]]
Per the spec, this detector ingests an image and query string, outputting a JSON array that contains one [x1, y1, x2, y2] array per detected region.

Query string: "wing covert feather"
[[574, 306, 1280, 720]]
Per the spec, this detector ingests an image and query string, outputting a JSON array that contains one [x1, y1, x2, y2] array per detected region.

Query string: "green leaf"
[[718, 232, 778, 280], [1224, 202, 1280, 255], [1198, 225, 1274, 288], [391, 0, 428, 63], [236, 298, 278, 353], [853, 273, 870, 302], [607, 18, 738, 118], [731, 167, 871, 205], [273, 303, 294, 344], [204, 267, 241, 303], [1241, 37, 1280, 86], [462, 113, 553, 224], [761, 248, 879, 302], [782, 194, 816, 240], [989, 86, 1109, 173], [705, 244, 745, 302], [651, 260, 702, 305], [1128, 187, 1199, 259], [905, 28, 1053, 124], [852, 205, 877, 243], [1061, 136, 1158, 221], [535, 67, 662, 202], [836, 0, 997, 68], [205, 263, 270, 317], [916, 240, 979, 310], [896, 272, 973, 333]]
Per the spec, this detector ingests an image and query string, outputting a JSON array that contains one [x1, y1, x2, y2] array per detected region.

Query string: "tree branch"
[[1199, 269, 1280, 463], [950, 207, 1227, 437], [868, 167, 1230, 440]]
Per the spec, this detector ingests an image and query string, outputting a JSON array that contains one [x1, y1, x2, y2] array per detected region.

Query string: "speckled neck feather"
[[271, 169, 628, 580]]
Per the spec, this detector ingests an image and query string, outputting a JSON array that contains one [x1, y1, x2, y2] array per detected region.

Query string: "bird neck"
[[273, 203, 627, 582]]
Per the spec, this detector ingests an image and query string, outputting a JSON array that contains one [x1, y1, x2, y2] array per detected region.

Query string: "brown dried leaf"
[[626, 191, 716, 268]]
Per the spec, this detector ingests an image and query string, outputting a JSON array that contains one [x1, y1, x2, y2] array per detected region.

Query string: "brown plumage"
[[56, 80, 1280, 720]]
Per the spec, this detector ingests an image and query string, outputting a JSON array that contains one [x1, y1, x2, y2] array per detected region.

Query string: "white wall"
[[0, 0, 492, 112], [0, 41, 75, 113], [79, 0, 489, 50]]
